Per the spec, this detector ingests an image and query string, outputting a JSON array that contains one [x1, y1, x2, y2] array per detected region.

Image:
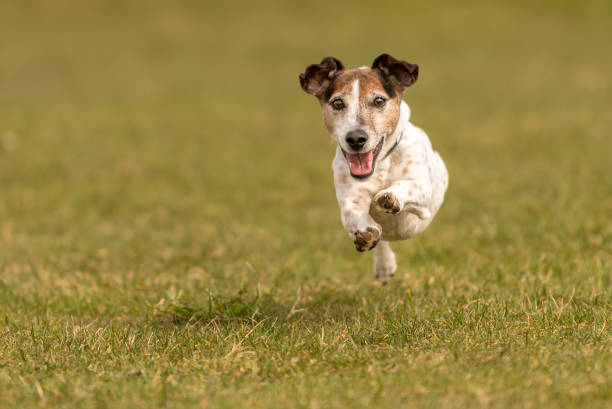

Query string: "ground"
[[0, 1, 610, 408]]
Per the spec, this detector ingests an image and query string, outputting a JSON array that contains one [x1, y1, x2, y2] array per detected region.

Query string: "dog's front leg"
[[337, 192, 381, 252], [374, 178, 432, 220]]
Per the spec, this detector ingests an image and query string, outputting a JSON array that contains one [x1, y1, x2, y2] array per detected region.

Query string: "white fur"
[[330, 80, 370, 153], [332, 100, 448, 283]]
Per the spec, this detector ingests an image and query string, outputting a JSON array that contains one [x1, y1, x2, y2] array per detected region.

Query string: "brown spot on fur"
[[358, 187, 371, 196]]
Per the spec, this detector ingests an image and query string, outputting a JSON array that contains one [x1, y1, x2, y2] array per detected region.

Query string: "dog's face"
[[300, 54, 418, 178]]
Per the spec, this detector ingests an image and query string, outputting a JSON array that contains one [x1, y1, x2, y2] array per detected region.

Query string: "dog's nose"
[[345, 130, 368, 151]]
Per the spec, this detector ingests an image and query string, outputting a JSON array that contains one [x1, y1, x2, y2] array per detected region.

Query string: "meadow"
[[0, 0, 610, 408]]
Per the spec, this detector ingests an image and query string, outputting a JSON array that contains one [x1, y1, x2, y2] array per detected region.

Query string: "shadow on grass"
[[152, 285, 404, 327], [153, 288, 276, 326]]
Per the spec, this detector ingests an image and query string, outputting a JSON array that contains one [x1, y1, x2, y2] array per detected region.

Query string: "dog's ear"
[[299, 57, 344, 98], [372, 53, 418, 94]]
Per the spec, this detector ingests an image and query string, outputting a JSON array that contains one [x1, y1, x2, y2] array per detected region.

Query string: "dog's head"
[[299, 54, 418, 178]]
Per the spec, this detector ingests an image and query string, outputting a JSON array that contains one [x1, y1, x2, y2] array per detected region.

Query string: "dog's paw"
[[374, 263, 396, 285], [375, 271, 395, 286], [354, 226, 381, 252], [374, 260, 397, 286], [374, 191, 401, 214]]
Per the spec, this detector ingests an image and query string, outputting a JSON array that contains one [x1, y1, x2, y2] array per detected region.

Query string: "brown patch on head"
[[356, 69, 401, 138], [330, 68, 398, 102], [320, 67, 401, 145], [300, 56, 419, 179]]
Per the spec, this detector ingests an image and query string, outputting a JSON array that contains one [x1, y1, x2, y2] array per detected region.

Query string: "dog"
[[299, 54, 448, 284]]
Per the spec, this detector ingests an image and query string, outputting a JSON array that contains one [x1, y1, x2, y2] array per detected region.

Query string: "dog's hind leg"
[[373, 240, 397, 285]]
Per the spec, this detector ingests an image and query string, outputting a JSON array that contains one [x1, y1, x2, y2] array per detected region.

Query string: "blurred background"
[[1, 1, 611, 407], [0, 0, 610, 287]]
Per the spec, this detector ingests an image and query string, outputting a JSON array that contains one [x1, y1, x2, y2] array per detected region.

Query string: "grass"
[[0, 0, 611, 408]]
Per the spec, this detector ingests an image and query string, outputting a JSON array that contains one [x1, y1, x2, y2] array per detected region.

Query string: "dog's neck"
[[395, 100, 411, 139], [381, 101, 411, 160]]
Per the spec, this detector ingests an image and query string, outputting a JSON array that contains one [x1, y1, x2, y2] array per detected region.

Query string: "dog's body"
[[300, 54, 448, 284]]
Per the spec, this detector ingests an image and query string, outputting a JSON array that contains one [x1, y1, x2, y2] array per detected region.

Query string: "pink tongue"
[[346, 151, 374, 176]]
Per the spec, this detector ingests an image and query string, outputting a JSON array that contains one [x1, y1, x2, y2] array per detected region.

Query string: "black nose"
[[345, 130, 368, 151]]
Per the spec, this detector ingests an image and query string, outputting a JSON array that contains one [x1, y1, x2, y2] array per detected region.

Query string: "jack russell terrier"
[[299, 54, 448, 284]]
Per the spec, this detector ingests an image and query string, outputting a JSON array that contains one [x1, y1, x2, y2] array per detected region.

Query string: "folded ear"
[[372, 53, 418, 94], [299, 57, 344, 98]]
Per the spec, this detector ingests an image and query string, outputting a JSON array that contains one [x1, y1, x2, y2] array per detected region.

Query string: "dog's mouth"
[[342, 137, 384, 178]]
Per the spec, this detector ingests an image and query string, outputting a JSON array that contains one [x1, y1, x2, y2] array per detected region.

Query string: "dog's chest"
[[354, 158, 394, 195]]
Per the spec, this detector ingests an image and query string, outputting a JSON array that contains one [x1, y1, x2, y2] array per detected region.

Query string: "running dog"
[[299, 54, 448, 284]]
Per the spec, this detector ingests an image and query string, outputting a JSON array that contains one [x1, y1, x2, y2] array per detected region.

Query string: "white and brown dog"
[[299, 54, 448, 284]]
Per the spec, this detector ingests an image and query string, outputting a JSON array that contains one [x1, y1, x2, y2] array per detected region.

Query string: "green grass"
[[0, 0, 611, 408]]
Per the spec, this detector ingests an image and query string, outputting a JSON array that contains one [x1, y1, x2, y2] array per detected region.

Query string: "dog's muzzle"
[[342, 137, 384, 178]]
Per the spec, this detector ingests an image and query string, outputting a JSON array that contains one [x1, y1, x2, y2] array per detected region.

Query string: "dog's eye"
[[373, 96, 386, 107], [331, 98, 345, 110]]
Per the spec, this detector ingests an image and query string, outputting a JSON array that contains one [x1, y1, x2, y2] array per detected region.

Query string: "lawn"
[[0, 0, 610, 408]]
